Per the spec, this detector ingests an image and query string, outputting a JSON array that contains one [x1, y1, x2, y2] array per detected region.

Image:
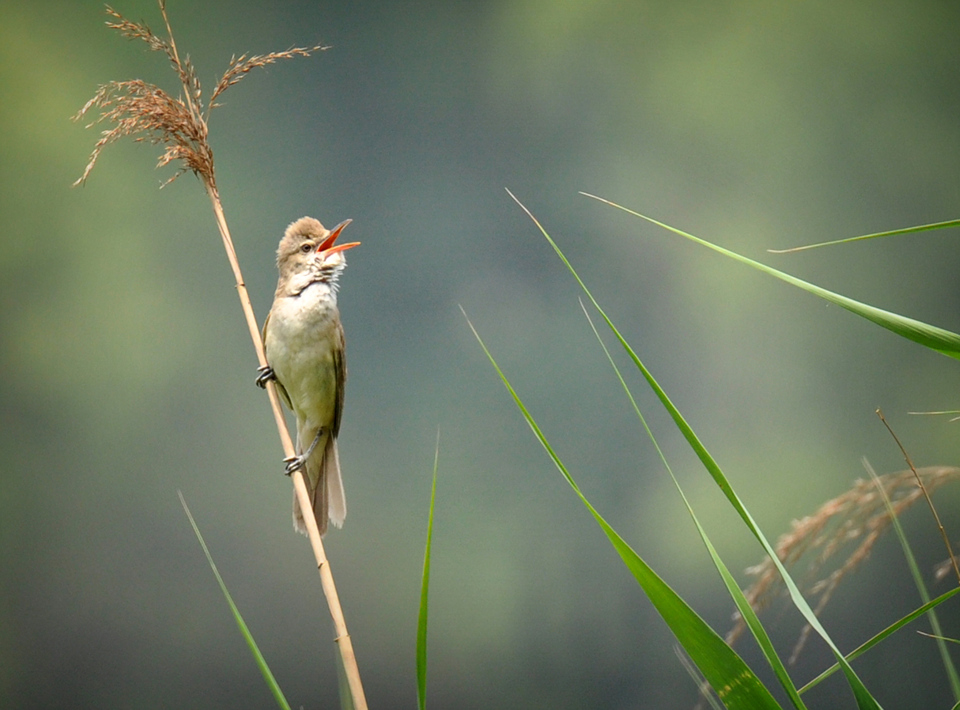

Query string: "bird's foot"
[[283, 454, 306, 476], [255, 364, 276, 389], [282, 429, 324, 477]]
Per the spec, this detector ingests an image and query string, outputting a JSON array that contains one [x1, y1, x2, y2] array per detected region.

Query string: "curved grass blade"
[[799, 586, 960, 693], [416, 432, 441, 710], [178, 491, 292, 710], [767, 219, 960, 254], [919, 631, 960, 645], [580, 192, 960, 361], [580, 302, 807, 709], [507, 190, 882, 709], [918, 624, 960, 694], [863, 458, 960, 701], [463, 309, 783, 710]]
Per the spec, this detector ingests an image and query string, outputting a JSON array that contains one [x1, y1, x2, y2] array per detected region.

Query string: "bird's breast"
[[264, 285, 342, 428]]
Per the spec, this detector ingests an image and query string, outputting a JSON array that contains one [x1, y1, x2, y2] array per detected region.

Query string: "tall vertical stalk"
[[74, 3, 366, 707]]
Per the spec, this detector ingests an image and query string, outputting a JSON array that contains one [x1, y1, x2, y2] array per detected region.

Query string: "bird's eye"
[[300, 243, 314, 254]]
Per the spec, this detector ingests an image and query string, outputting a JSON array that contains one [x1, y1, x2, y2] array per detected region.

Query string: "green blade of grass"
[[580, 301, 807, 709], [799, 586, 960, 693], [919, 632, 960, 645], [417, 432, 440, 710], [508, 190, 882, 709], [178, 491, 292, 710], [767, 218, 960, 254], [463, 309, 783, 710], [581, 192, 960, 361], [863, 458, 960, 701], [908, 410, 960, 421]]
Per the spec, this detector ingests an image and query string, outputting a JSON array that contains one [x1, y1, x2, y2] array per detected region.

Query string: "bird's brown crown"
[[276, 216, 328, 266]]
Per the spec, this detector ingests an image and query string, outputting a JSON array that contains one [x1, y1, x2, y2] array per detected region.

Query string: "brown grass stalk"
[[73, 3, 366, 707]]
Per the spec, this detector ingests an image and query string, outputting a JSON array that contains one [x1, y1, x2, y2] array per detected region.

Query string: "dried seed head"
[[74, 1, 326, 189]]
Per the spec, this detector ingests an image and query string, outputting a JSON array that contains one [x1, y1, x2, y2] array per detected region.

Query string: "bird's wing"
[[332, 316, 346, 437], [261, 310, 293, 410]]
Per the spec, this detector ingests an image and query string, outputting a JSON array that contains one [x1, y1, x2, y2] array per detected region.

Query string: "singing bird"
[[257, 217, 359, 535]]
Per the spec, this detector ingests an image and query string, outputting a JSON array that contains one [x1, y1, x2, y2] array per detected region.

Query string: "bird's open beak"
[[318, 219, 360, 254]]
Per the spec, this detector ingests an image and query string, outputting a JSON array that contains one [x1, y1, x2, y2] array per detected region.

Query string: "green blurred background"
[[3, 1, 960, 707]]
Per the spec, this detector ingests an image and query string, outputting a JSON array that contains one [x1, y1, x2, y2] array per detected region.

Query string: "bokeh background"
[[3, 1, 960, 707]]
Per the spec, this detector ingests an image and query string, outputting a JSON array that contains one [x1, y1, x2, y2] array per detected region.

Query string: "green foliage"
[[799, 586, 960, 693], [465, 309, 782, 709], [179, 492, 292, 710], [768, 218, 960, 254], [580, 304, 806, 708], [864, 458, 960, 701], [507, 191, 884, 707], [417, 434, 440, 710], [581, 193, 960, 361]]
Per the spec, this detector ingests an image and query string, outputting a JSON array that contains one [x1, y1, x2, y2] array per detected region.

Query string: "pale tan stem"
[[159, 1, 201, 126], [204, 181, 369, 710]]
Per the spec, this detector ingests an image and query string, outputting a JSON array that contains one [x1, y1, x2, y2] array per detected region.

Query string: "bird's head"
[[276, 216, 359, 292]]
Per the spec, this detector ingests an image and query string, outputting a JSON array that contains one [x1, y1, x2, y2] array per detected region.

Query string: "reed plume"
[[74, 4, 324, 189]]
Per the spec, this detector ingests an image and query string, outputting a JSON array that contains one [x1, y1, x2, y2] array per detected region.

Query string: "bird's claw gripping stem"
[[283, 454, 306, 477], [281, 428, 324, 477], [255, 364, 276, 389]]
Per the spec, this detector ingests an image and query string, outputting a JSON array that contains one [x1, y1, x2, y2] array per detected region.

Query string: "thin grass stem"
[[863, 458, 960, 701], [877, 408, 960, 586]]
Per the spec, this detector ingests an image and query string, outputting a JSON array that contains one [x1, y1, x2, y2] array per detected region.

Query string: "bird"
[[256, 216, 359, 535]]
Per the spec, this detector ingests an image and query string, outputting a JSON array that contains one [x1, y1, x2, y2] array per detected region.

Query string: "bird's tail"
[[293, 429, 347, 536]]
